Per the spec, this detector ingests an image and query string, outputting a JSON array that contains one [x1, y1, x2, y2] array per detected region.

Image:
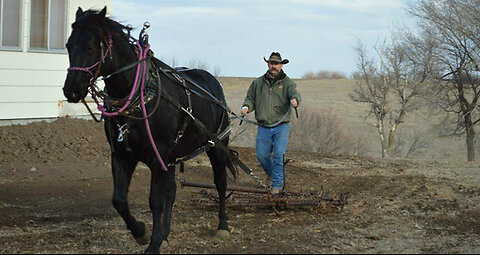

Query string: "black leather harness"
[[102, 55, 232, 169]]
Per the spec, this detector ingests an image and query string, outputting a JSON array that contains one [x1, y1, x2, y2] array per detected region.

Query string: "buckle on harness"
[[185, 90, 193, 113], [117, 124, 129, 142], [173, 130, 184, 144]]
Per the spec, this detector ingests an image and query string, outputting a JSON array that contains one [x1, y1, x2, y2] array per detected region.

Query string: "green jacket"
[[242, 71, 301, 125]]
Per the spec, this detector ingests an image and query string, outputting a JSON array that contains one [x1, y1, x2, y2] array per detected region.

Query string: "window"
[[30, 0, 66, 51], [0, 0, 22, 49]]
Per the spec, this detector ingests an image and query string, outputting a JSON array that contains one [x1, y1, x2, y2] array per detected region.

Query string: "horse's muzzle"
[[67, 93, 81, 103], [63, 85, 87, 103]]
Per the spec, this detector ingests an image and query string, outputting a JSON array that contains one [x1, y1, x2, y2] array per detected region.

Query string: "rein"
[[161, 68, 297, 128], [232, 107, 295, 128]]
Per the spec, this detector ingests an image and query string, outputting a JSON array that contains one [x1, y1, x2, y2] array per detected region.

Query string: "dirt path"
[[1, 119, 480, 253]]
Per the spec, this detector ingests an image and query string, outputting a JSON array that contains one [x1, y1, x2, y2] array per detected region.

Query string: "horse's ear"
[[75, 7, 84, 21], [99, 6, 107, 18]]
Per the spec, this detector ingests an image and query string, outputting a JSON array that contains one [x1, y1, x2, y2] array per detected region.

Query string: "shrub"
[[289, 106, 367, 156]]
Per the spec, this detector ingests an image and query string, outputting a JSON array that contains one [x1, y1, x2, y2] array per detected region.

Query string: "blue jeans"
[[256, 122, 290, 189]]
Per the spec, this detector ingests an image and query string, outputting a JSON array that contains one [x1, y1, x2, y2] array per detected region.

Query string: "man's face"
[[268, 62, 283, 75]]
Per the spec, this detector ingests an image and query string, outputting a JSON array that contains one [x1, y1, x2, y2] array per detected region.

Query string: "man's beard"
[[269, 68, 280, 76]]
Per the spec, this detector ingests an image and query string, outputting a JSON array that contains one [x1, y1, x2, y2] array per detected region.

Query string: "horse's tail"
[[226, 149, 239, 179]]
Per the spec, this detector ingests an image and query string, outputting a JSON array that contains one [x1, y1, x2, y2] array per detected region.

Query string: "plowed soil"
[[1, 118, 480, 253]]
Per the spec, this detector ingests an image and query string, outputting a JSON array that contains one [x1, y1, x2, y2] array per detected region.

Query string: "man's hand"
[[241, 106, 249, 115], [291, 98, 298, 108]]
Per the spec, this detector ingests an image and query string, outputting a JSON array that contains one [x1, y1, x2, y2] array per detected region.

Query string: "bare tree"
[[352, 42, 389, 158], [351, 38, 432, 158], [409, 0, 480, 161]]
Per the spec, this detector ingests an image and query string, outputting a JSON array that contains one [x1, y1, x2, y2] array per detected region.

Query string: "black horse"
[[63, 7, 236, 254]]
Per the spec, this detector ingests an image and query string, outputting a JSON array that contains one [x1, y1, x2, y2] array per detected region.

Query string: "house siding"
[[0, 0, 112, 120]]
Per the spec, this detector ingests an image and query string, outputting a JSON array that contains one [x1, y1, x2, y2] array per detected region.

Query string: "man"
[[241, 52, 301, 194]]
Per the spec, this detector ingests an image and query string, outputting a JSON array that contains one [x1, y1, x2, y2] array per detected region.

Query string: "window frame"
[[28, 0, 69, 54], [0, 0, 25, 52]]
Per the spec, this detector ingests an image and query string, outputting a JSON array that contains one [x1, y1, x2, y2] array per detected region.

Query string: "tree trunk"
[[387, 124, 397, 158], [465, 117, 476, 161], [376, 118, 388, 159]]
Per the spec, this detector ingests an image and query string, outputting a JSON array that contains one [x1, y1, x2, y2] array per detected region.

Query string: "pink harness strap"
[[138, 44, 168, 171], [90, 40, 144, 117]]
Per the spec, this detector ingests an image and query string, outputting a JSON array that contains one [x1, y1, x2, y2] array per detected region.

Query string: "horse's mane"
[[72, 9, 130, 42]]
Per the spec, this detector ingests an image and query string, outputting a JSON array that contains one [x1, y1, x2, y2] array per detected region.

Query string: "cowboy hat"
[[263, 52, 289, 64]]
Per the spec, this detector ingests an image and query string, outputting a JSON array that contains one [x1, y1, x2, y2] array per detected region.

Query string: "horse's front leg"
[[145, 166, 173, 254], [207, 147, 230, 239], [111, 154, 149, 245], [160, 166, 177, 243]]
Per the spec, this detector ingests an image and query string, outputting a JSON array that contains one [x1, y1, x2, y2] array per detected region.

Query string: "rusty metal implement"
[[181, 181, 347, 210]]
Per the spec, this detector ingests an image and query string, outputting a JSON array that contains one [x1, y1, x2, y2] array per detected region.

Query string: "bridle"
[[66, 33, 154, 118], [67, 36, 113, 85], [67, 35, 116, 121]]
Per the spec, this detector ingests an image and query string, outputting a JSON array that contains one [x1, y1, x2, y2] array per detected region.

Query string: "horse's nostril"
[[67, 93, 81, 103]]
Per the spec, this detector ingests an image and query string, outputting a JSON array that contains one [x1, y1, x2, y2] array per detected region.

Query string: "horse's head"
[[63, 7, 109, 103]]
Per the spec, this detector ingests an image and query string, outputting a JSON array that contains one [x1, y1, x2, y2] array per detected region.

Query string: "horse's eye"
[[86, 46, 94, 53]]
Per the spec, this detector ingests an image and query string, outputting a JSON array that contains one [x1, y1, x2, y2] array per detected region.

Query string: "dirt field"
[[1, 117, 480, 254]]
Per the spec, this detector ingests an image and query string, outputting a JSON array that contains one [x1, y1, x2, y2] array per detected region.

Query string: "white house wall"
[[0, 0, 112, 120]]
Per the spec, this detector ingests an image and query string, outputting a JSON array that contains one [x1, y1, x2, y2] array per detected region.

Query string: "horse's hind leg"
[[207, 147, 230, 239], [111, 154, 148, 245]]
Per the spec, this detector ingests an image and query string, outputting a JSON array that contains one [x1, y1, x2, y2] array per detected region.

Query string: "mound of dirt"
[[0, 118, 109, 165], [0, 118, 111, 183]]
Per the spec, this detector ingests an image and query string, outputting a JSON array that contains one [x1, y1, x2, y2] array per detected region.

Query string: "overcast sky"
[[112, 0, 414, 78]]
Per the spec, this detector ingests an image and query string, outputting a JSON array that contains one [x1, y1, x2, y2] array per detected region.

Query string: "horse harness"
[[70, 30, 268, 189], [130, 61, 266, 187], [105, 57, 233, 171]]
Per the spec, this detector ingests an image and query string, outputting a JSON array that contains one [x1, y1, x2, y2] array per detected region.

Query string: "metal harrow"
[[180, 181, 347, 211]]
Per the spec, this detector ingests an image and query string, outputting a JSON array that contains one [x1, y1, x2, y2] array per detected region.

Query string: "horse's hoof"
[[135, 234, 150, 246], [144, 246, 160, 254], [215, 229, 230, 240], [132, 222, 149, 245]]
